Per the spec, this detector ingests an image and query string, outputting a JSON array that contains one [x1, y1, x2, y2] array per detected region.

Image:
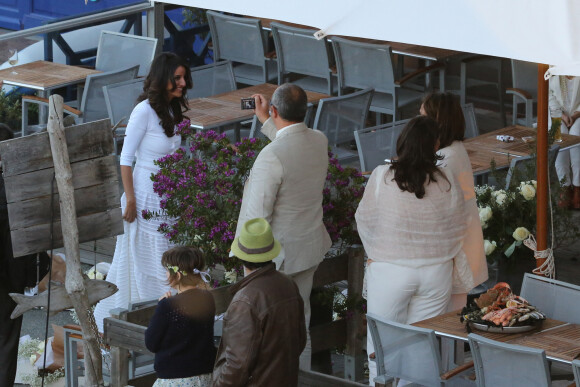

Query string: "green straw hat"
[[231, 218, 281, 262]]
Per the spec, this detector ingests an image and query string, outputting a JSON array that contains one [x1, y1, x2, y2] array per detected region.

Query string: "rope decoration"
[[523, 234, 555, 278]]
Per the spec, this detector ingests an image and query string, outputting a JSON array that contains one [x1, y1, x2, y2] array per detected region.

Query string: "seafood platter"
[[461, 282, 546, 333]]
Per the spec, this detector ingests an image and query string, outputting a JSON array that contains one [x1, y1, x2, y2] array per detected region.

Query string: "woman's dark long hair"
[[138, 52, 192, 137], [421, 92, 465, 149], [389, 116, 448, 199]]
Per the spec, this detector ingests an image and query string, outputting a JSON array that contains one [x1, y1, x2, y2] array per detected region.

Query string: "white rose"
[[478, 206, 492, 223], [483, 240, 497, 256], [513, 227, 530, 241], [95, 272, 105, 280], [37, 341, 45, 352], [30, 354, 37, 365], [224, 270, 237, 284], [87, 267, 95, 279], [531, 180, 537, 189], [495, 192, 507, 206], [520, 184, 536, 200]]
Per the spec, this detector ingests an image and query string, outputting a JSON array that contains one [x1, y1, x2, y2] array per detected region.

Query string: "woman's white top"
[[355, 165, 474, 292], [549, 76, 580, 117], [438, 141, 488, 291], [120, 100, 181, 169]]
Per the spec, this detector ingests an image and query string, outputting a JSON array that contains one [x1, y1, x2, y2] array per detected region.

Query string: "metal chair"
[[572, 359, 580, 387], [95, 30, 158, 77], [312, 88, 374, 162], [22, 65, 139, 136], [103, 77, 144, 155], [462, 103, 479, 139], [331, 37, 444, 123], [507, 59, 538, 128], [504, 145, 560, 190], [367, 313, 474, 386], [468, 333, 551, 387], [187, 60, 237, 99], [353, 119, 410, 172], [520, 273, 580, 324], [206, 11, 277, 86], [270, 22, 336, 95]]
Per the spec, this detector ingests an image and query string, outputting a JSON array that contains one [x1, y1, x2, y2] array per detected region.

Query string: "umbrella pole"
[[535, 63, 550, 273]]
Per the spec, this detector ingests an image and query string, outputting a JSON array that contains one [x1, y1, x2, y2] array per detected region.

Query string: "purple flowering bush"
[[323, 152, 366, 256], [143, 121, 268, 270], [144, 119, 366, 270]]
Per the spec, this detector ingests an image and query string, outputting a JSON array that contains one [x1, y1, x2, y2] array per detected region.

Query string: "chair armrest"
[[22, 95, 82, 117], [395, 63, 445, 86], [440, 360, 474, 380], [506, 87, 533, 101]]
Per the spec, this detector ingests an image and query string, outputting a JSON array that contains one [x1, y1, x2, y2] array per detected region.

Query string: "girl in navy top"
[[145, 246, 216, 387]]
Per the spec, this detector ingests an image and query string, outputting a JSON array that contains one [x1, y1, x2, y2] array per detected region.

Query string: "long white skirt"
[[94, 164, 173, 331]]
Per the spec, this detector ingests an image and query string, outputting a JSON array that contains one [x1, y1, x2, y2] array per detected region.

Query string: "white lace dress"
[[94, 100, 181, 331]]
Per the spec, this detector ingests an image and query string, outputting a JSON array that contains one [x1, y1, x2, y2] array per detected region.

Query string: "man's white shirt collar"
[[275, 122, 302, 138]]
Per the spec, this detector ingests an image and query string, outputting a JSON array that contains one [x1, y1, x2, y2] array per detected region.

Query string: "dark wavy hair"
[[421, 92, 465, 149], [138, 52, 192, 137], [389, 116, 449, 199]]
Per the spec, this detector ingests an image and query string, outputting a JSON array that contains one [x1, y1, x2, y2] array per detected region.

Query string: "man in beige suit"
[[236, 83, 332, 369]]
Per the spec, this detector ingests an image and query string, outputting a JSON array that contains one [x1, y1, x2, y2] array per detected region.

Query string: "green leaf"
[[504, 241, 517, 257]]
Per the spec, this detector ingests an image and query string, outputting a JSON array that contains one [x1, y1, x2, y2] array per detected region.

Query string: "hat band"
[[237, 240, 275, 255]]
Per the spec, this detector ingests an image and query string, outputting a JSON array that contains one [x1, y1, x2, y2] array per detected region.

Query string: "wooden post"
[[536, 64, 550, 273], [344, 246, 365, 382], [47, 95, 104, 386]]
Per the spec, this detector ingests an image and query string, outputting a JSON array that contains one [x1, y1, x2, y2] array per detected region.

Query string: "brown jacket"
[[212, 263, 306, 386]]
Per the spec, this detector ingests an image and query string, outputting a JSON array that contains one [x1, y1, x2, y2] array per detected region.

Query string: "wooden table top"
[[184, 83, 329, 130], [0, 60, 100, 91], [465, 125, 580, 175], [413, 310, 580, 364]]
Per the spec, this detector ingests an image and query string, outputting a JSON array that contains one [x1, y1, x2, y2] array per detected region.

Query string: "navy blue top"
[[145, 288, 216, 379]]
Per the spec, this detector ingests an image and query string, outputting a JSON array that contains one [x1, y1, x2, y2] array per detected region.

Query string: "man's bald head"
[[270, 83, 308, 123]]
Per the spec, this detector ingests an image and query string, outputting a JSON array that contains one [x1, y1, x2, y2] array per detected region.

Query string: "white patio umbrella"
[[156, 0, 580, 275]]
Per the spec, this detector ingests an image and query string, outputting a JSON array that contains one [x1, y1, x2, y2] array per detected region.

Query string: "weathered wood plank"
[[311, 319, 347, 352], [298, 369, 366, 387], [11, 208, 123, 257], [4, 155, 118, 203], [7, 182, 120, 229], [0, 119, 113, 177], [104, 321, 151, 354], [313, 253, 349, 288]]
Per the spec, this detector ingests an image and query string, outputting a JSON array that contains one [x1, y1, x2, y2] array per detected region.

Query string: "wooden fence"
[[103, 246, 366, 386]]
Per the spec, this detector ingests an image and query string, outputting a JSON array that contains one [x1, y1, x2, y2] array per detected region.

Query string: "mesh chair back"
[[520, 273, 580, 324], [80, 65, 139, 124], [103, 78, 144, 126], [354, 119, 409, 172], [462, 103, 479, 139], [504, 145, 559, 189], [271, 23, 332, 86], [332, 37, 395, 95], [95, 31, 157, 77], [187, 61, 237, 99], [313, 88, 373, 146], [511, 59, 538, 99], [366, 314, 444, 386], [572, 359, 580, 386], [207, 11, 267, 66], [468, 333, 551, 387]]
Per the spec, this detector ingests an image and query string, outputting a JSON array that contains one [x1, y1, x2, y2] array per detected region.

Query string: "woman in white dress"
[[356, 116, 471, 383], [420, 92, 488, 311], [94, 52, 192, 331]]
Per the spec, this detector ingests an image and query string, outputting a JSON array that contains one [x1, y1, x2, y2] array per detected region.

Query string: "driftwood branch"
[[47, 95, 104, 386]]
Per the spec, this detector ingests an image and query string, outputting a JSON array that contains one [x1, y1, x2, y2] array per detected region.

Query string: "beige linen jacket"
[[235, 118, 332, 274]]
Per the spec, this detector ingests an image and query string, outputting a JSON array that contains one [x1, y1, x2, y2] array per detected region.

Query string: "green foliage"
[[182, 7, 208, 27]]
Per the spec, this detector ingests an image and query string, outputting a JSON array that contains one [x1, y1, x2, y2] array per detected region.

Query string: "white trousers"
[[286, 264, 318, 371], [366, 260, 452, 385], [555, 119, 580, 186]]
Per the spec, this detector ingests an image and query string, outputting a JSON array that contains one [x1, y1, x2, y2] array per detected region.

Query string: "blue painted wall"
[[0, 0, 159, 30]]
